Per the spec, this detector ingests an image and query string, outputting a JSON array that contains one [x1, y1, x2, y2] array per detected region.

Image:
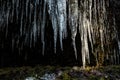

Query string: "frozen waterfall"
[[0, 0, 120, 68]]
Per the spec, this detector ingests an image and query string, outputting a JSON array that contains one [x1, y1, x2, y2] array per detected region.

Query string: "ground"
[[0, 65, 120, 80]]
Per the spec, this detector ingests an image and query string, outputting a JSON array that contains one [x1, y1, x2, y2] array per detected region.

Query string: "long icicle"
[[41, 0, 46, 55], [68, 0, 78, 59], [47, 0, 58, 53], [57, 0, 67, 51]]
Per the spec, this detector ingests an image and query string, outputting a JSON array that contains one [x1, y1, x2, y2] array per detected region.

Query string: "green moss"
[[89, 75, 98, 80], [61, 72, 71, 80], [99, 77, 106, 80]]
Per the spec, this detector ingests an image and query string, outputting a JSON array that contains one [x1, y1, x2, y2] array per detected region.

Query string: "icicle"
[[12, 0, 15, 22], [32, 0, 37, 44], [41, 0, 46, 55], [6, 7, 10, 37], [88, 0, 94, 49], [6, 2, 10, 27], [52, 17, 58, 53], [100, 28, 104, 52], [16, 0, 19, 21], [57, 0, 67, 51], [46, 0, 58, 53], [2, 1, 6, 29], [37, 0, 42, 36], [26, 0, 29, 21], [29, 2, 33, 25], [69, 0, 78, 59], [46, 0, 67, 52], [20, 7, 23, 36]]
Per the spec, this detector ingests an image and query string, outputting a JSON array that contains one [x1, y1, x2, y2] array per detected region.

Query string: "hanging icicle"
[[57, 0, 67, 51], [68, 0, 78, 59], [41, 0, 46, 55], [46, 0, 58, 53]]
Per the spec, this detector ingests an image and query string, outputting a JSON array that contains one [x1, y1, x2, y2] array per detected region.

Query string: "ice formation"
[[0, 0, 120, 68]]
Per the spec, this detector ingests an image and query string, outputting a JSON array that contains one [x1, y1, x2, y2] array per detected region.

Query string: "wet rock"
[[69, 70, 83, 78], [56, 70, 63, 77], [40, 73, 56, 80], [25, 77, 37, 80], [90, 70, 103, 76]]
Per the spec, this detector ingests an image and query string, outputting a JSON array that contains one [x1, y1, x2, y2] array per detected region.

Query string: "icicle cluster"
[[0, 0, 120, 68], [78, 0, 120, 67], [46, 0, 67, 53]]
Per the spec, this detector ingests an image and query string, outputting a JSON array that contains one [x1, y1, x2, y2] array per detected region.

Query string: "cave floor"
[[0, 65, 120, 80]]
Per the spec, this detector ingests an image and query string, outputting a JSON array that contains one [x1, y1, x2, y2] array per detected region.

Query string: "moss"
[[89, 75, 105, 80], [89, 75, 98, 80], [99, 77, 106, 80], [61, 72, 71, 80]]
